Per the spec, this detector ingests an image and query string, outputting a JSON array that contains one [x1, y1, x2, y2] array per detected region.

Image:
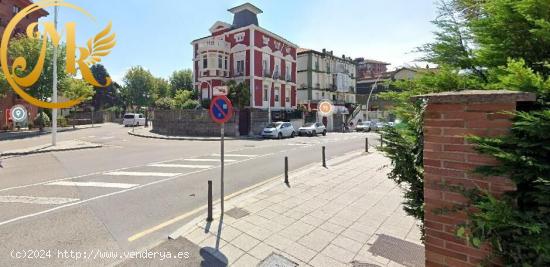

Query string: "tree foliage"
[[90, 64, 118, 109], [381, 1, 550, 264], [60, 77, 95, 102], [121, 66, 155, 109], [226, 80, 250, 109], [169, 69, 193, 96]]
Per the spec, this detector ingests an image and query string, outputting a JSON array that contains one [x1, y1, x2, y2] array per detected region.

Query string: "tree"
[[227, 80, 250, 110], [169, 69, 193, 96], [0, 72, 9, 97], [8, 36, 67, 102], [173, 89, 198, 109], [121, 66, 155, 110], [90, 64, 118, 110], [152, 77, 170, 101], [61, 77, 95, 129]]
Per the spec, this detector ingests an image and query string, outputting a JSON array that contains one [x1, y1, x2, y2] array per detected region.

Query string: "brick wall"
[[418, 90, 536, 267]]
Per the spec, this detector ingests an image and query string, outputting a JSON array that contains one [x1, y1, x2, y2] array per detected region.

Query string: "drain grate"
[[258, 253, 298, 267], [368, 234, 424, 267], [225, 207, 250, 219]]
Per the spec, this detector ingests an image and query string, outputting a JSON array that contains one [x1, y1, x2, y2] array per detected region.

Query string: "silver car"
[[298, 122, 327, 136], [355, 121, 372, 132], [262, 122, 296, 139]]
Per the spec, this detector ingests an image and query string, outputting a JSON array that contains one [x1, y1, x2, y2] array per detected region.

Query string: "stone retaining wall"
[[153, 109, 237, 137]]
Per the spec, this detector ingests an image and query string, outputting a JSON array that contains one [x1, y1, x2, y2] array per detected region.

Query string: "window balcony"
[[197, 39, 230, 52]]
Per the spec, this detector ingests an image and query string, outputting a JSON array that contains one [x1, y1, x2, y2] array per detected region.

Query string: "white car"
[[123, 113, 146, 127], [356, 121, 372, 132], [298, 122, 327, 136], [262, 122, 296, 139]]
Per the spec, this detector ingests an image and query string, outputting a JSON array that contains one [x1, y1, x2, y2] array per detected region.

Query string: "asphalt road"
[[0, 123, 380, 266]]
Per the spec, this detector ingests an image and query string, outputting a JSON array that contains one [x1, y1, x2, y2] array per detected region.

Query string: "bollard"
[[284, 156, 289, 184], [322, 146, 326, 168], [365, 138, 369, 153], [207, 180, 213, 222], [380, 133, 383, 147]]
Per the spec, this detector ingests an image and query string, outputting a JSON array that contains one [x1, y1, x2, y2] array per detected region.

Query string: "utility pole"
[[51, 4, 59, 146]]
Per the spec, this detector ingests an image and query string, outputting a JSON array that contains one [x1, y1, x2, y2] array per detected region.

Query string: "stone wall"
[[418, 90, 535, 266], [250, 110, 269, 135], [153, 109, 237, 137]]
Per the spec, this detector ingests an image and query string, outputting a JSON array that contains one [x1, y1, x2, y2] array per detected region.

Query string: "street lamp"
[[365, 75, 382, 121]]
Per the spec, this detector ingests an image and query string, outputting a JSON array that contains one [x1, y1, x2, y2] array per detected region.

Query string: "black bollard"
[[365, 138, 369, 153], [284, 156, 289, 184], [380, 133, 384, 147], [207, 180, 213, 222], [322, 146, 326, 168]]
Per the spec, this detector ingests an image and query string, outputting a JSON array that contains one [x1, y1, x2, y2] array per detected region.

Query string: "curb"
[[0, 125, 103, 141], [0, 143, 102, 157], [127, 129, 261, 141]]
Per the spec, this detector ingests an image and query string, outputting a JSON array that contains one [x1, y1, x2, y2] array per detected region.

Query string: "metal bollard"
[[207, 180, 213, 222], [284, 156, 289, 184], [322, 146, 326, 168], [365, 138, 369, 153]]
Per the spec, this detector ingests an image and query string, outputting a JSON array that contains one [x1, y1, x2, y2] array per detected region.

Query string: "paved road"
[[0, 123, 379, 266]]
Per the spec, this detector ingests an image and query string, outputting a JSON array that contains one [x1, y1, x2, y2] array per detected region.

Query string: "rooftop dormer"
[[228, 3, 263, 29]]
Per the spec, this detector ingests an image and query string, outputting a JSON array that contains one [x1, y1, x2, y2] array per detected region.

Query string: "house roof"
[[355, 58, 391, 65], [228, 3, 263, 15]]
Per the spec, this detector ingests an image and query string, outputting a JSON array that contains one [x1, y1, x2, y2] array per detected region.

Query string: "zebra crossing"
[[0, 153, 258, 209]]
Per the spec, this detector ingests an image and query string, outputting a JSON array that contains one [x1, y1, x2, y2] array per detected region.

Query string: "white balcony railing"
[[197, 39, 230, 52]]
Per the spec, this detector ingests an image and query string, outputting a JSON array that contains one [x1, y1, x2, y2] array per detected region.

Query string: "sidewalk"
[[0, 124, 100, 141], [171, 151, 424, 267]]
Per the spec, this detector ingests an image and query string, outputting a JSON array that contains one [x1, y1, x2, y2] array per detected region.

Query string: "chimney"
[[322, 48, 326, 54]]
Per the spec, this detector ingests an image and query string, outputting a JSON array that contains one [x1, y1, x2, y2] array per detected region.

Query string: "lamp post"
[[365, 75, 382, 121], [51, 5, 59, 146]]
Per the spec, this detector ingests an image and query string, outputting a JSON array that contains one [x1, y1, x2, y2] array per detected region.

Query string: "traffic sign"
[[209, 96, 233, 124], [318, 100, 333, 116], [213, 86, 228, 96], [10, 105, 27, 123]]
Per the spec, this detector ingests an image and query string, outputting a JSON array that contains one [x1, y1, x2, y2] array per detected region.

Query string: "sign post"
[[10, 105, 27, 126], [209, 95, 234, 215]]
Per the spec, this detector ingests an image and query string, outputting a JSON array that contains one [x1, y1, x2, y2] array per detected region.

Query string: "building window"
[[236, 60, 244, 76], [234, 32, 245, 42], [263, 85, 269, 102], [286, 87, 290, 103], [12, 5, 20, 15], [274, 63, 280, 79], [274, 87, 280, 102], [224, 57, 228, 70], [202, 55, 207, 68], [218, 55, 222, 69], [315, 60, 319, 71], [285, 63, 291, 81], [262, 53, 270, 77], [326, 63, 330, 73]]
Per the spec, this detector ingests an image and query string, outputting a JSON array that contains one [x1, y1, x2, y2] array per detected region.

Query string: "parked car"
[[374, 121, 386, 131], [262, 122, 296, 139], [298, 122, 327, 136], [123, 113, 146, 127], [355, 121, 372, 132]]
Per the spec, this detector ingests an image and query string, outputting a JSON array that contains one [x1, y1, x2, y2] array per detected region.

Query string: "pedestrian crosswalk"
[[46, 181, 139, 189], [148, 164, 213, 169], [0, 195, 79, 205], [104, 171, 181, 177]]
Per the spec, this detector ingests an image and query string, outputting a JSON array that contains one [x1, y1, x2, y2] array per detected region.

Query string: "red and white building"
[[191, 3, 298, 112]]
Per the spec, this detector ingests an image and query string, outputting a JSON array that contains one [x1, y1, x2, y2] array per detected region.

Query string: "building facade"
[[354, 57, 390, 80], [191, 3, 298, 116], [0, 0, 48, 130], [296, 48, 356, 131]]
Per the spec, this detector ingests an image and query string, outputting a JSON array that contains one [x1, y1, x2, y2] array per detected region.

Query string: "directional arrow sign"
[[209, 95, 233, 124]]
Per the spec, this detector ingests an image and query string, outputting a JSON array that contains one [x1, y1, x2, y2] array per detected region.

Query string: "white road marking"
[[149, 164, 213, 169], [46, 181, 138, 189], [211, 154, 256, 157], [0, 196, 79, 205], [183, 159, 236, 162], [105, 171, 181, 177]]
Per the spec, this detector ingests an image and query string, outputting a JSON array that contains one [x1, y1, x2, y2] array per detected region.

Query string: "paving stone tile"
[[278, 220, 316, 241], [264, 234, 294, 251], [298, 228, 337, 252], [248, 242, 278, 260], [232, 253, 260, 267], [341, 228, 373, 244], [256, 208, 279, 220], [231, 233, 261, 252], [309, 253, 347, 267], [330, 235, 364, 254], [319, 221, 346, 234], [320, 243, 356, 264], [246, 225, 273, 241], [218, 225, 243, 242], [300, 215, 326, 227], [184, 228, 211, 245], [220, 243, 245, 264], [283, 241, 318, 263]]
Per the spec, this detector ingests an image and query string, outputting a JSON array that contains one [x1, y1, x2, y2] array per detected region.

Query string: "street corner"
[[0, 140, 102, 158]]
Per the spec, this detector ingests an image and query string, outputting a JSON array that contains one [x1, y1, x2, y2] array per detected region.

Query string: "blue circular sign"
[[209, 96, 233, 124]]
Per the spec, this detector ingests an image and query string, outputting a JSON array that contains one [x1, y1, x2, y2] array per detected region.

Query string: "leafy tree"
[[0, 72, 9, 97], [154, 97, 175, 110], [153, 77, 171, 101], [121, 66, 155, 110], [169, 69, 193, 96], [227, 80, 250, 110], [8, 36, 67, 102], [173, 90, 198, 109], [90, 64, 117, 110], [61, 77, 95, 101]]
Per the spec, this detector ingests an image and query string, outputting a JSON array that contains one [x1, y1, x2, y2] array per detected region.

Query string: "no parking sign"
[[209, 96, 233, 124]]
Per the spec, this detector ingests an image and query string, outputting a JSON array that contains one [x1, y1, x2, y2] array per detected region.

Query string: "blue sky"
[[45, 0, 437, 83]]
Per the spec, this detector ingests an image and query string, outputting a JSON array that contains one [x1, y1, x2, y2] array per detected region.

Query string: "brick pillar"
[[417, 90, 536, 267]]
